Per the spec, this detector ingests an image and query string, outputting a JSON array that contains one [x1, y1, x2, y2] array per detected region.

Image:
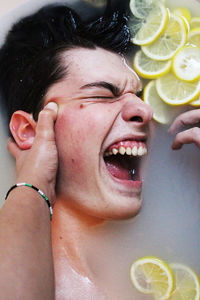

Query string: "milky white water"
[[86, 119, 200, 299], [0, 0, 200, 299], [84, 0, 200, 299]]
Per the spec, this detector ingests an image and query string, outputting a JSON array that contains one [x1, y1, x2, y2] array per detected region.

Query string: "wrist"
[[6, 183, 53, 221], [16, 176, 55, 206]]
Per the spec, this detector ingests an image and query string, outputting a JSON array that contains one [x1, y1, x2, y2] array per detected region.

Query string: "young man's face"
[[45, 47, 152, 220]]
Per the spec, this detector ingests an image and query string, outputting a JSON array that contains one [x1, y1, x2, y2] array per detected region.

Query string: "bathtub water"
[[86, 121, 200, 299], [0, 0, 200, 299], [84, 0, 200, 299], [0, 111, 15, 202]]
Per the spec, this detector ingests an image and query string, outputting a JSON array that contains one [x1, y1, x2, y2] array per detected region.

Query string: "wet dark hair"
[[0, 3, 130, 129]]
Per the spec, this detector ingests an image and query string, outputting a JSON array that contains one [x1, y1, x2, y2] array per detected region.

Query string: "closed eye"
[[87, 96, 114, 99], [85, 96, 119, 103]]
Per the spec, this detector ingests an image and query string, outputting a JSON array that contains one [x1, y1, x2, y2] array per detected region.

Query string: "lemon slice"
[[188, 28, 200, 48], [142, 14, 187, 61], [190, 17, 200, 30], [143, 80, 175, 124], [130, 256, 174, 299], [133, 50, 171, 79], [172, 46, 200, 81], [129, 0, 164, 19], [156, 72, 200, 105], [130, 1, 168, 46], [190, 94, 200, 107], [129, 0, 152, 19], [169, 263, 200, 300], [172, 7, 191, 32]]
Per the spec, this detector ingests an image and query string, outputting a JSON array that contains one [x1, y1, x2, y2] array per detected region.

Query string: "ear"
[[9, 110, 37, 150]]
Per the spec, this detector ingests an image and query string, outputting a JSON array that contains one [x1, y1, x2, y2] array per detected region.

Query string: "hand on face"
[[169, 109, 200, 150], [7, 102, 58, 205]]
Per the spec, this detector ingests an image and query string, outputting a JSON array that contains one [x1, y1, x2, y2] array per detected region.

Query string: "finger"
[[171, 127, 200, 150], [35, 102, 58, 140], [169, 109, 200, 134], [7, 138, 22, 158]]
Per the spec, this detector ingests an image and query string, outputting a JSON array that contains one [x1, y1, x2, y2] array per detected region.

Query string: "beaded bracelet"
[[5, 183, 53, 221]]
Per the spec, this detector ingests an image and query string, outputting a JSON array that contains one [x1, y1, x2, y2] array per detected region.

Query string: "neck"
[[51, 196, 104, 277]]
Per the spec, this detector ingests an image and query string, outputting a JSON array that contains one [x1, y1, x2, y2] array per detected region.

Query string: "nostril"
[[130, 116, 143, 122]]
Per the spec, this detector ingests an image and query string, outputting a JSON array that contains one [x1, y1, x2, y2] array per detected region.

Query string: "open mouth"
[[103, 141, 147, 182]]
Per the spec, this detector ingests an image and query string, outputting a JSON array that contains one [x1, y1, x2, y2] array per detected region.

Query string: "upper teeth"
[[104, 145, 147, 157]]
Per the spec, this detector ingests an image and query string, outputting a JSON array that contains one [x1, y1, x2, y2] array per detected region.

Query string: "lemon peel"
[[130, 256, 174, 299], [172, 45, 200, 82], [156, 72, 200, 105], [190, 94, 200, 107], [133, 50, 171, 79], [172, 7, 191, 32], [142, 14, 187, 61], [129, 0, 164, 19], [130, 1, 168, 45], [190, 17, 200, 30], [188, 27, 200, 48], [143, 80, 175, 124], [169, 263, 200, 300]]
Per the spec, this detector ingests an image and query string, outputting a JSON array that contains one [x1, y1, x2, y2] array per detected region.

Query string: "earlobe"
[[9, 111, 37, 150]]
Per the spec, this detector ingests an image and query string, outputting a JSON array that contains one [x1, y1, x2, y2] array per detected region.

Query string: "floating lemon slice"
[[172, 46, 200, 81], [130, 256, 174, 299], [129, 0, 151, 19], [142, 14, 186, 61], [190, 17, 200, 30], [188, 28, 200, 48], [172, 7, 191, 32], [129, 0, 165, 19], [190, 94, 200, 107], [130, 1, 168, 45], [133, 50, 171, 79], [169, 263, 200, 300], [143, 80, 175, 124], [156, 72, 200, 105]]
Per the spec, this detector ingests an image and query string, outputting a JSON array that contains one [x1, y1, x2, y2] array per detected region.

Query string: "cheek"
[[56, 104, 111, 142], [55, 105, 103, 173]]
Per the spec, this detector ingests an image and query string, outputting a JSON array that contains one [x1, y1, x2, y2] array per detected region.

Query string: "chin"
[[94, 194, 143, 221]]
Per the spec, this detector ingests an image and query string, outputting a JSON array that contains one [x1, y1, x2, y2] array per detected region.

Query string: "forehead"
[[61, 47, 140, 90]]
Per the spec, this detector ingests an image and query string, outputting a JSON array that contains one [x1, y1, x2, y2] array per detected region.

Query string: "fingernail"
[[45, 102, 58, 112]]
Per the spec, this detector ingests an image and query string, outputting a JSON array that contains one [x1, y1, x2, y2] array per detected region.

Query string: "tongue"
[[104, 155, 133, 180]]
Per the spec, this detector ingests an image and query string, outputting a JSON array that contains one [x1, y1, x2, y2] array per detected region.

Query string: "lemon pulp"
[[156, 72, 200, 105], [130, 256, 174, 299], [130, 1, 168, 45], [169, 263, 200, 300], [133, 50, 171, 79], [172, 46, 200, 81], [143, 80, 176, 124], [142, 14, 187, 61]]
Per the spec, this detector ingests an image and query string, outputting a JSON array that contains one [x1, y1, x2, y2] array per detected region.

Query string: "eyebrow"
[[80, 81, 121, 97]]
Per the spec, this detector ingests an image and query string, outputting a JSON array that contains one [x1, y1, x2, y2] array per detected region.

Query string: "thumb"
[[35, 102, 58, 140]]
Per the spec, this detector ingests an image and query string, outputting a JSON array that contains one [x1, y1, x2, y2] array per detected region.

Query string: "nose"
[[121, 95, 153, 126]]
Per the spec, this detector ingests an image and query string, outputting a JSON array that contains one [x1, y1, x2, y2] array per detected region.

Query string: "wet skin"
[[43, 47, 153, 299], [7, 45, 200, 300], [45, 47, 153, 222]]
